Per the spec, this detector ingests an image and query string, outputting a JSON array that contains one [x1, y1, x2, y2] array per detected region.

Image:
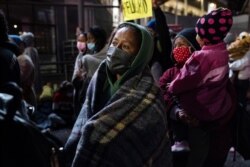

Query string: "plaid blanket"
[[64, 62, 172, 167]]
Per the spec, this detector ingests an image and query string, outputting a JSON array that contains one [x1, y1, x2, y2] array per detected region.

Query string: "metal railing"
[[40, 60, 75, 83]]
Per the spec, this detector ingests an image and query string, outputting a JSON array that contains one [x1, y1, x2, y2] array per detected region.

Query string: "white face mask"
[[87, 42, 95, 52]]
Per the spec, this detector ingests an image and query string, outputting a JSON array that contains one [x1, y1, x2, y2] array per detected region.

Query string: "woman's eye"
[[122, 45, 129, 50], [112, 41, 118, 46]]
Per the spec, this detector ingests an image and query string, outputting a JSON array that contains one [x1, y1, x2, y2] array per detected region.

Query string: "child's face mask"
[[173, 46, 191, 65]]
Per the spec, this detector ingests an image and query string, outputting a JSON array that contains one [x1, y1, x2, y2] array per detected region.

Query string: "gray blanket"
[[64, 62, 172, 167]]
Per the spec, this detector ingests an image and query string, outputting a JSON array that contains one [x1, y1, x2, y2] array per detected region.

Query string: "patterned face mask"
[[173, 46, 191, 65]]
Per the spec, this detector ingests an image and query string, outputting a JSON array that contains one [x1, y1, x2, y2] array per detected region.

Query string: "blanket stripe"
[[89, 85, 158, 166]]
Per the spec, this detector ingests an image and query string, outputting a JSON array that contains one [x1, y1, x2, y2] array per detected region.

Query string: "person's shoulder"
[[81, 53, 92, 60], [17, 54, 34, 67], [0, 47, 17, 63], [17, 54, 32, 60], [25, 47, 38, 54], [162, 66, 176, 75], [0, 46, 13, 55], [191, 49, 207, 59], [0, 42, 19, 57], [94, 45, 108, 56]]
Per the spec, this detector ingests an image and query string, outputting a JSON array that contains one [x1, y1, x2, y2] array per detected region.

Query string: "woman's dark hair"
[[108, 23, 142, 48], [82, 32, 87, 39], [0, 10, 9, 41], [88, 26, 107, 52]]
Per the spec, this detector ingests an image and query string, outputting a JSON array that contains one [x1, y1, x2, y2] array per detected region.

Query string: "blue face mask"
[[87, 42, 95, 52]]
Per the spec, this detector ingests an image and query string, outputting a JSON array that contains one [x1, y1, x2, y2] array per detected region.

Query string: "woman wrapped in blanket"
[[64, 22, 173, 167]]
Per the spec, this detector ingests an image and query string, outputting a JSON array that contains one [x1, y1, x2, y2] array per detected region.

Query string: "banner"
[[122, 0, 152, 21]]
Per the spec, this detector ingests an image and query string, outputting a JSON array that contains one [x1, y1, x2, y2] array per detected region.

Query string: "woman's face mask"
[[77, 41, 86, 53], [106, 46, 134, 75], [87, 42, 95, 52], [173, 46, 191, 65]]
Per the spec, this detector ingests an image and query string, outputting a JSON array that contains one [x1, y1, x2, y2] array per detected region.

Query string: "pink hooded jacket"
[[168, 42, 234, 121]]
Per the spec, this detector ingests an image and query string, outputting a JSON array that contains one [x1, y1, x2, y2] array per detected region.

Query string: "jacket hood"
[[117, 22, 154, 82], [107, 22, 154, 95]]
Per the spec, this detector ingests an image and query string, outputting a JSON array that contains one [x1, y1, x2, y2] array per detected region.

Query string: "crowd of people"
[[1, 0, 250, 166]]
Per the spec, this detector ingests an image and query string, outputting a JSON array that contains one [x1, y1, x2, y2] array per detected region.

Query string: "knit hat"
[[195, 7, 233, 44], [146, 19, 156, 31], [174, 28, 201, 51], [9, 35, 22, 46]]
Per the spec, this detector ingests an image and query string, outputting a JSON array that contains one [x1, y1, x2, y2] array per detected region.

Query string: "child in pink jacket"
[[168, 8, 236, 166]]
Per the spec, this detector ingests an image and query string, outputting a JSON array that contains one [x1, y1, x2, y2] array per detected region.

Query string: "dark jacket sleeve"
[[154, 6, 173, 71], [0, 47, 21, 86]]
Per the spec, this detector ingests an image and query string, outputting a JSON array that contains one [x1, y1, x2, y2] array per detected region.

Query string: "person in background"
[[72, 30, 88, 119], [71, 26, 107, 119], [159, 28, 201, 152], [146, 0, 173, 83], [0, 10, 31, 120], [75, 26, 83, 39], [20, 32, 42, 95], [228, 32, 250, 110], [76, 32, 87, 54], [33, 82, 54, 127], [52, 80, 74, 127], [9, 34, 37, 109], [0, 10, 20, 86], [64, 22, 172, 167], [168, 8, 236, 166]]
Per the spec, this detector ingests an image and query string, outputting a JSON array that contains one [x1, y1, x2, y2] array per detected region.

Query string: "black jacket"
[[149, 7, 173, 72], [0, 42, 21, 86]]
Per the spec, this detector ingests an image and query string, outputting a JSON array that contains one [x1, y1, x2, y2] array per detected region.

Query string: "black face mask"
[[106, 46, 134, 75]]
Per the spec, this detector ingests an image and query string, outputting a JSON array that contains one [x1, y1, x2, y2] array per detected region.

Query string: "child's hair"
[[195, 7, 233, 45], [173, 28, 201, 52], [77, 32, 87, 42]]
